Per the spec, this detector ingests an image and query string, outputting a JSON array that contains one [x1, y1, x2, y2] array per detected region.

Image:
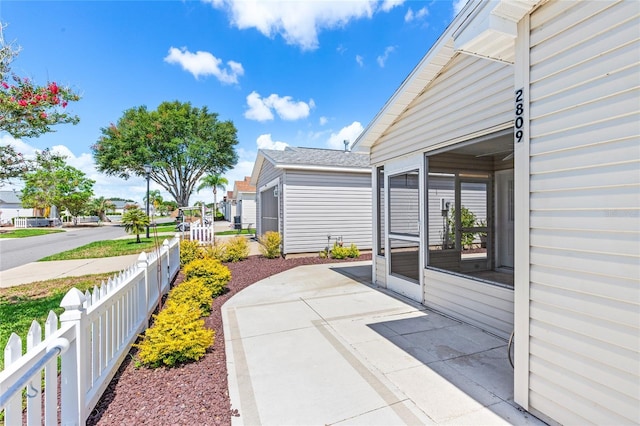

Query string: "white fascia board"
[[454, 0, 539, 63], [249, 153, 264, 186], [351, 1, 481, 152], [275, 164, 371, 174]]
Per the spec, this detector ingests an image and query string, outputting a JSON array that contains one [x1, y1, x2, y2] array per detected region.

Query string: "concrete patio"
[[222, 261, 545, 425]]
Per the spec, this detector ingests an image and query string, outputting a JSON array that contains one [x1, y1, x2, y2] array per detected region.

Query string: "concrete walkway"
[[0, 254, 141, 288], [223, 262, 545, 426]]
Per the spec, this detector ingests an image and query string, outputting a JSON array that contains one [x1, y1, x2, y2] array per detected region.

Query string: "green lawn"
[[0, 273, 114, 370], [39, 238, 160, 261], [153, 224, 177, 233], [217, 228, 253, 235], [0, 228, 65, 238]]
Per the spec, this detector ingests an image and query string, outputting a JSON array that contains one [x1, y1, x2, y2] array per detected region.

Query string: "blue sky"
[[0, 0, 465, 205]]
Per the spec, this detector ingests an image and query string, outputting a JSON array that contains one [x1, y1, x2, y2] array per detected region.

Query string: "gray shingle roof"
[[0, 190, 22, 204], [260, 147, 370, 169]]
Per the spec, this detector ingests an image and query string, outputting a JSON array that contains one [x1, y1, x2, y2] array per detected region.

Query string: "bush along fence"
[[0, 236, 180, 425]]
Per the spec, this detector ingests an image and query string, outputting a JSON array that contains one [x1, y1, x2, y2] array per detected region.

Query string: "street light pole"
[[144, 164, 151, 239]]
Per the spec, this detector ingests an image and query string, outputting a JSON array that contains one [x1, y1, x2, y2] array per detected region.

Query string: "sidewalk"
[[223, 262, 545, 426], [0, 220, 260, 288], [0, 254, 141, 288]]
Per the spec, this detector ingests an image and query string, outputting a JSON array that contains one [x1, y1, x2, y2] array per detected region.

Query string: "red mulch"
[[87, 253, 371, 425]]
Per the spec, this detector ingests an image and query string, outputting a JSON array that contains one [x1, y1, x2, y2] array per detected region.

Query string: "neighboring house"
[[352, 1, 639, 425], [108, 200, 138, 214], [222, 190, 236, 222], [0, 190, 33, 224], [251, 147, 372, 255], [232, 176, 256, 228]]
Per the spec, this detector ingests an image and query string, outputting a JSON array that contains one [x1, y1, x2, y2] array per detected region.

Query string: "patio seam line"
[[326, 399, 416, 426], [310, 319, 428, 426], [226, 306, 261, 426]]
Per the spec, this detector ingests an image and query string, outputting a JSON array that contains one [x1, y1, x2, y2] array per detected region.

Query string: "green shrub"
[[201, 243, 226, 261], [180, 240, 202, 267], [330, 242, 350, 259], [258, 231, 281, 259], [222, 236, 249, 262], [448, 206, 477, 249], [183, 258, 231, 296], [168, 278, 214, 315], [201, 237, 249, 262], [135, 302, 214, 368], [347, 243, 360, 258]]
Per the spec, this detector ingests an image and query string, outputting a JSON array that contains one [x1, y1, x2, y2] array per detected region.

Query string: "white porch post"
[[513, 13, 531, 410]]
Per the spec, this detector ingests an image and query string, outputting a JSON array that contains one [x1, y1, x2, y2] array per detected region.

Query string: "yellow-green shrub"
[[221, 236, 249, 262], [135, 302, 214, 368], [180, 240, 202, 267], [200, 237, 249, 262], [258, 231, 281, 259], [168, 278, 214, 315], [330, 242, 350, 259], [347, 243, 360, 258], [183, 258, 231, 296], [201, 243, 225, 261]]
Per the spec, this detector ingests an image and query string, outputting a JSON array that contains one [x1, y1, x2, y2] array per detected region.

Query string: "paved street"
[[0, 224, 129, 271]]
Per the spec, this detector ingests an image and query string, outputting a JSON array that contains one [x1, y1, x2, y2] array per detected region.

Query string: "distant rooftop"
[[0, 190, 22, 204], [261, 147, 370, 169], [235, 176, 255, 193]]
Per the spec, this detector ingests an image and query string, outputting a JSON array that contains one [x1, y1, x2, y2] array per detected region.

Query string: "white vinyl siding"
[[371, 54, 513, 164], [423, 269, 513, 339], [283, 170, 372, 254], [237, 196, 256, 228], [527, 1, 640, 424]]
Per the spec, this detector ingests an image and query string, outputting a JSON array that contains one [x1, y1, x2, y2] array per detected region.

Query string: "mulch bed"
[[87, 253, 372, 426]]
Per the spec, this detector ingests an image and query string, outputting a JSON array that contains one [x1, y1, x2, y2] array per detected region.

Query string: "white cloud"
[[244, 91, 314, 122], [453, 0, 470, 15], [256, 134, 289, 151], [204, 0, 400, 50], [355, 54, 364, 67], [319, 116, 328, 126], [380, 0, 404, 12], [245, 91, 274, 121], [377, 46, 396, 68], [164, 47, 244, 84], [405, 6, 429, 22], [336, 44, 347, 55], [326, 121, 364, 150]]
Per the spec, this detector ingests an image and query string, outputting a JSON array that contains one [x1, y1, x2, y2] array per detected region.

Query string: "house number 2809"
[[514, 88, 524, 143]]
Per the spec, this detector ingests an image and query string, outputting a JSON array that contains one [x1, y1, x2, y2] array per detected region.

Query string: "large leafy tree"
[[0, 145, 29, 183], [87, 196, 116, 222], [197, 174, 228, 218], [0, 25, 80, 139], [92, 101, 239, 207], [20, 150, 94, 223], [0, 24, 80, 185]]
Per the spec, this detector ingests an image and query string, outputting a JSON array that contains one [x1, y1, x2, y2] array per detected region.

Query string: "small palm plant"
[[122, 207, 150, 243]]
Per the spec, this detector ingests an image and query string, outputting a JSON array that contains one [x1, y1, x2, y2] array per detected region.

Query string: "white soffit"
[[454, 0, 540, 63]]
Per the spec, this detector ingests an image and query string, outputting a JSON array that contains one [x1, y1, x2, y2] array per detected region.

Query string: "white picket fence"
[[190, 223, 214, 244], [13, 218, 51, 228], [0, 236, 180, 425]]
